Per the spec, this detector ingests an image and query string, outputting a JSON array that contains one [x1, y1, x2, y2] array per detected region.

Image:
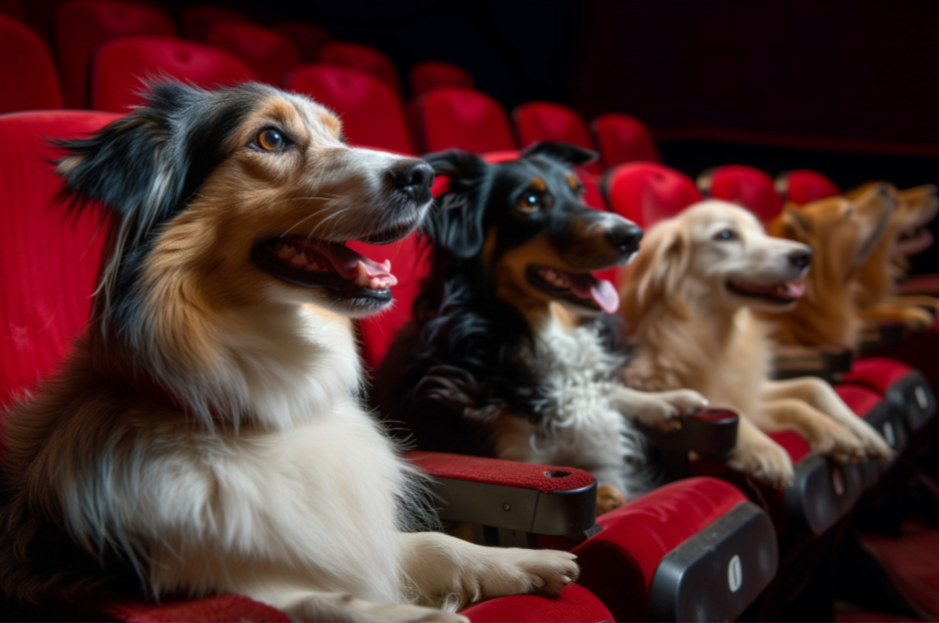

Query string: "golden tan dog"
[[618, 201, 891, 487]]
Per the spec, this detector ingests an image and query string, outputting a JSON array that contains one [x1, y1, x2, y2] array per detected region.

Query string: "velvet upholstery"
[[273, 20, 335, 63], [409, 60, 475, 99], [405, 451, 595, 493], [206, 22, 300, 87], [56, 0, 175, 109], [416, 87, 517, 154], [699, 164, 782, 223], [0, 15, 62, 113], [319, 41, 401, 96], [180, 4, 250, 41], [779, 169, 840, 206], [89, 36, 257, 112], [602, 161, 702, 227], [461, 584, 613, 622], [513, 101, 602, 175], [590, 113, 660, 167]]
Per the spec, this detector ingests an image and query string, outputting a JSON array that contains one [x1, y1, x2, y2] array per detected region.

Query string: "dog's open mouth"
[[527, 265, 620, 313], [252, 235, 398, 299], [893, 226, 934, 258], [726, 279, 805, 305]]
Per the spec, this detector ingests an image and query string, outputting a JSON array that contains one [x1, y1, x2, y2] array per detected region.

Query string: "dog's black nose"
[[607, 223, 644, 254], [788, 249, 813, 270], [389, 160, 434, 204]]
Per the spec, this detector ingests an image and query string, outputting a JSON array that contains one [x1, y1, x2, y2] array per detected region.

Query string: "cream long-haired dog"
[[618, 201, 892, 486], [0, 82, 577, 622]]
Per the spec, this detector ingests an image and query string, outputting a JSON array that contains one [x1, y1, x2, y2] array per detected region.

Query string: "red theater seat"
[[273, 19, 335, 63], [0, 15, 62, 113], [602, 161, 702, 227], [56, 0, 175, 109], [590, 113, 660, 167], [90, 36, 258, 113], [776, 169, 840, 206], [416, 87, 517, 154], [286, 64, 414, 154], [0, 0, 23, 21], [697, 164, 782, 223], [319, 41, 401, 97], [206, 22, 300, 86], [513, 102, 602, 176], [181, 4, 250, 41], [409, 60, 475, 98]]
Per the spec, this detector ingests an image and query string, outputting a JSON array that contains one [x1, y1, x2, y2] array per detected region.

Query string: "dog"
[[848, 182, 939, 330], [618, 201, 892, 487], [765, 184, 896, 349], [0, 82, 579, 622], [372, 144, 708, 516]]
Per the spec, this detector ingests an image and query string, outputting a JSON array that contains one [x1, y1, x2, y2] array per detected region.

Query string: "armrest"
[[771, 344, 853, 381], [635, 409, 739, 481], [404, 451, 598, 547], [898, 274, 939, 296], [858, 320, 905, 354]]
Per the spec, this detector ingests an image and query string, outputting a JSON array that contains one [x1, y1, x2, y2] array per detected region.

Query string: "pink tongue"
[[312, 241, 394, 280], [570, 275, 620, 314], [782, 282, 805, 298]]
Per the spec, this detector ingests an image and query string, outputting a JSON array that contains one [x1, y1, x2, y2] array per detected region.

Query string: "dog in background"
[[0, 82, 578, 622], [373, 144, 708, 516], [765, 184, 896, 349], [619, 201, 891, 487], [848, 182, 939, 330]]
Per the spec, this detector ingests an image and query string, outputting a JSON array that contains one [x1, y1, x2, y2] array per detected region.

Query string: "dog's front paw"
[[660, 389, 709, 416], [728, 441, 794, 488], [596, 484, 625, 516], [802, 417, 867, 463], [852, 419, 894, 463], [900, 307, 934, 332], [472, 549, 579, 602]]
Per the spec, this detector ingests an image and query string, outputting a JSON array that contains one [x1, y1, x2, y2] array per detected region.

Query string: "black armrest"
[[858, 321, 905, 354], [635, 409, 739, 481], [771, 344, 853, 382]]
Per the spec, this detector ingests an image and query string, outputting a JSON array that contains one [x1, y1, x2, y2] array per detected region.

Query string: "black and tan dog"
[[374, 143, 707, 515]]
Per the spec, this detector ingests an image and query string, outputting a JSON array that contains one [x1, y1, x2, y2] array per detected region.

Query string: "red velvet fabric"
[[842, 357, 914, 395], [462, 583, 612, 623], [319, 41, 401, 96], [590, 113, 660, 167], [286, 64, 414, 154], [206, 22, 300, 87], [0, 14, 62, 113], [56, 0, 175, 109], [0, 0, 24, 21], [834, 383, 884, 417], [603, 161, 702, 227], [780, 169, 840, 206], [573, 478, 746, 621], [180, 4, 250, 41], [513, 101, 602, 175], [102, 595, 291, 622], [768, 430, 812, 464], [702, 164, 782, 223], [89, 36, 258, 113], [0, 111, 119, 410], [404, 451, 595, 493], [416, 87, 517, 154], [273, 20, 335, 63], [409, 60, 475, 99]]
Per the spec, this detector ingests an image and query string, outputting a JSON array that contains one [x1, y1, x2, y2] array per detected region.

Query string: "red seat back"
[[416, 87, 516, 154], [273, 20, 334, 63], [90, 36, 258, 113], [590, 113, 659, 167], [319, 41, 401, 97], [603, 162, 702, 228], [409, 61, 474, 99], [56, 0, 175, 109], [698, 164, 782, 223], [206, 22, 300, 86], [0, 0, 24, 21], [0, 15, 62, 113], [180, 4, 250, 41], [777, 169, 840, 206], [286, 65, 414, 154], [513, 102, 601, 176], [0, 111, 119, 409]]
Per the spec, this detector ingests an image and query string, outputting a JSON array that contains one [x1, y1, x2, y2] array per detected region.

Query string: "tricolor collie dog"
[[0, 83, 578, 621], [373, 145, 708, 515], [619, 201, 892, 487]]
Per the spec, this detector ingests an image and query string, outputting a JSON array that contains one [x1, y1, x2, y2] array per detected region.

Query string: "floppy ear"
[[421, 149, 490, 259], [620, 221, 690, 321], [775, 204, 811, 239], [522, 141, 597, 166]]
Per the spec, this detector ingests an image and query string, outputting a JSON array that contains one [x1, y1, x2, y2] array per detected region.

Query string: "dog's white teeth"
[[383, 260, 392, 272], [277, 244, 296, 260], [290, 252, 308, 268], [541, 269, 570, 288], [354, 261, 371, 287], [304, 261, 321, 272]]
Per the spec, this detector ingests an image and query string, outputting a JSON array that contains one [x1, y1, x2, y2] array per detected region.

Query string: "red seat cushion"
[[779, 169, 840, 206], [590, 113, 659, 167], [572, 477, 746, 622], [56, 0, 175, 109], [206, 22, 300, 87], [181, 4, 250, 41], [90, 36, 258, 113], [0, 15, 62, 113], [513, 102, 601, 175], [700, 165, 782, 223], [319, 41, 401, 96], [462, 583, 612, 623], [841, 358, 915, 395], [0, 111, 119, 410], [603, 162, 702, 228], [272, 20, 335, 64], [409, 61, 475, 99], [416, 87, 517, 154], [834, 383, 885, 417], [286, 64, 414, 154]]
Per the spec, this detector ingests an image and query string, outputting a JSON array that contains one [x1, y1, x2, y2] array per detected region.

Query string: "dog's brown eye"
[[715, 229, 738, 241], [517, 193, 542, 212], [255, 129, 285, 151]]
